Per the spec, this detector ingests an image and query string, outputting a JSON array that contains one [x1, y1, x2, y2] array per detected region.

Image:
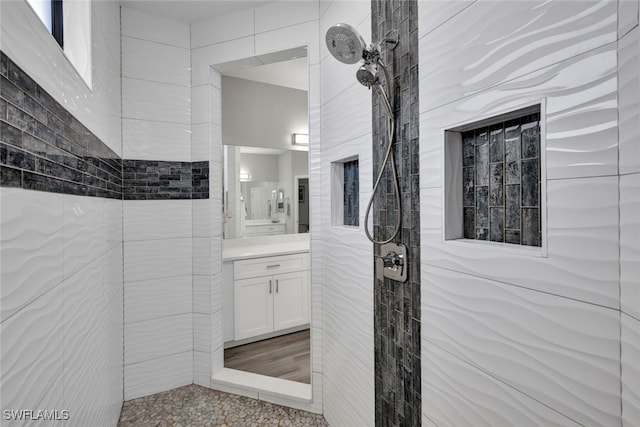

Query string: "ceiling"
[[120, 1, 274, 24]]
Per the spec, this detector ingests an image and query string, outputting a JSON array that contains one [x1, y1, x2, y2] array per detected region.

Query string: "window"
[[26, 0, 63, 48], [25, 0, 92, 87]]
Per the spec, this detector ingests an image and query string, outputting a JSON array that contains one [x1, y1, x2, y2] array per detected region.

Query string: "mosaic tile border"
[[371, 1, 422, 426], [0, 51, 210, 201]]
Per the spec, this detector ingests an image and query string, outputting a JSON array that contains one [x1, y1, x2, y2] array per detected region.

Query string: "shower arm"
[[363, 59, 402, 245]]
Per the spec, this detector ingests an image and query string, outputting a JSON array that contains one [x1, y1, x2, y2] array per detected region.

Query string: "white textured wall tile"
[[255, 21, 320, 63], [63, 195, 104, 278], [122, 36, 190, 86], [191, 85, 209, 125], [125, 314, 193, 365], [421, 176, 619, 308], [422, 266, 622, 426], [124, 238, 193, 283], [63, 259, 107, 426], [620, 173, 640, 319], [125, 276, 193, 323], [0, 189, 64, 322], [622, 313, 640, 427], [619, 26, 640, 175], [121, 7, 190, 49], [194, 313, 212, 353], [194, 275, 212, 314], [0, 285, 63, 412], [122, 78, 190, 124], [619, 0, 640, 38], [125, 351, 193, 400], [191, 122, 210, 162], [193, 351, 212, 387], [419, 0, 617, 110], [123, 119, 192, 162], [320, 83, 372, 150], [124, 200, 192, 241], [417, 0, 475, 39], [103, 199, 123, 251], [255, 1, 318, 34], [190, 9, 255, 49], [193, 199, 213, 238], [422, 344, 581, 427], [192, 37, 255, 86]]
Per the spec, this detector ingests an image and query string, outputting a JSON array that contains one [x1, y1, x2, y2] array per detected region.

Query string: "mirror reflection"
[[223, 146, 309, 239]]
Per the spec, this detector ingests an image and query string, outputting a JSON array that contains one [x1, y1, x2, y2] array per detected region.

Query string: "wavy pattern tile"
[[0, 188, 64, 322], [419, 0, 616, 111], [622, 313, 640, 427], [122, 77, 190, 124], [63, 195, 105, 278], [618, 26, 640, 175], [422, 266, 621, 426], [420, 176, 619, 308], [420, 43, 618, 183], [422, 344, 581, 427], [620, 173, 640, 319], [0, 285, 63, 412]]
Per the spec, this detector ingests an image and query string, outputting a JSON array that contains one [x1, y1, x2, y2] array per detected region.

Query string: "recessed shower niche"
[[331, 157, 360, 227], [444, 103, 546, 251]]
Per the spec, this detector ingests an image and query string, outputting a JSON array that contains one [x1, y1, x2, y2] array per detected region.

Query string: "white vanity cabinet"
[[243, 223, 286, 237], [233, 253, 309, 341]]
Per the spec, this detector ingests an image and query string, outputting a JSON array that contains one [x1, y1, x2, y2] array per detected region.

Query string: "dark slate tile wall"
[[123, 160, 209, 200], [0, 52, 122, 199], [462, 113, 541, 246], [0, 51, 210, 201], [371, 1, 421, 426], [343, 159, 359, 226]]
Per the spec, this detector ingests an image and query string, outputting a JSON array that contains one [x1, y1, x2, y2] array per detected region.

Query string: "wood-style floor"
[[224, 330, 310, 384]]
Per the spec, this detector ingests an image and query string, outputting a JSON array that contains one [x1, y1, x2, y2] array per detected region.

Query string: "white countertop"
[[223, 233, 310, 261], [244, 219, 285, 227]]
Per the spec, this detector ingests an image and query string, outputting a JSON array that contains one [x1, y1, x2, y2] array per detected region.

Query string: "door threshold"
[[211, 368, 319, 413]]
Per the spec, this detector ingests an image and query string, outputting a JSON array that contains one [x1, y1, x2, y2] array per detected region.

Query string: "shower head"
[[325, 23, 367, 64], [356, 63, 378, 88]]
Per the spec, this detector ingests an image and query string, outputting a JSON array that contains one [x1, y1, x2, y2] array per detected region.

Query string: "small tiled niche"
[[444, 104, 544, 249], [331, 156, 359, 227]]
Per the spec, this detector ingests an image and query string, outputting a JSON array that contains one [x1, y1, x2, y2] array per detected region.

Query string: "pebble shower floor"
[[117, 384, 329, 427]]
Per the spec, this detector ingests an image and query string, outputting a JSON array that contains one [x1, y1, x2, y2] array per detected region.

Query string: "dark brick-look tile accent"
[[123, 160, 209, 200], [343, 159, 359, 226], [462, 113, 541, 246], [0, 52, 122, 199], [371, 1, 421, 426], [0, 51, 210, 201]]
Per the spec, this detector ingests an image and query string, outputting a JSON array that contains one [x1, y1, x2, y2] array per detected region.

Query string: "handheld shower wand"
[[326, 23, 401, 245]]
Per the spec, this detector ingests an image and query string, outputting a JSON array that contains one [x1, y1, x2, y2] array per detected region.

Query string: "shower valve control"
[[378, 243, 408, 283]]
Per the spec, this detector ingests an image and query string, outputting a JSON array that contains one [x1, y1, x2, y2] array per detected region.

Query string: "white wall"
[[222, 76, 308, 150], [318, 1, 375, 426], [190, 0, 323, 411], [418, 1, 639, 426], [120, 7, 194, 400], [0, 1, 123, 425]]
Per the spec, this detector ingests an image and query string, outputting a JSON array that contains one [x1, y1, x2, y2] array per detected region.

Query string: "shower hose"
[[363, 60, 402, 245]]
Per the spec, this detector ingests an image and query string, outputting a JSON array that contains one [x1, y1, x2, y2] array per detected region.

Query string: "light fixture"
[[239, 173, 251, 182], [292, 133, 309, 146]]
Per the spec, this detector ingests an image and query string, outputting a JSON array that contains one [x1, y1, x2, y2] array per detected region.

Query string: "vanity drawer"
[[234, 253, 309, 280]]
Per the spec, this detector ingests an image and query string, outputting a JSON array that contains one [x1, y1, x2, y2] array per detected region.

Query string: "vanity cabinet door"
[[273, 271, 309, 331], [234, 276, 274, 340]]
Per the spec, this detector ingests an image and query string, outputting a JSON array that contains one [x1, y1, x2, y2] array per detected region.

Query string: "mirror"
[[223, 145, 308, 239]]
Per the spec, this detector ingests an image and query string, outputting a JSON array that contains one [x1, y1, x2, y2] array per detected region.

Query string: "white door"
[[234, 276, 274, 340], [273, 271, 309, 331]]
